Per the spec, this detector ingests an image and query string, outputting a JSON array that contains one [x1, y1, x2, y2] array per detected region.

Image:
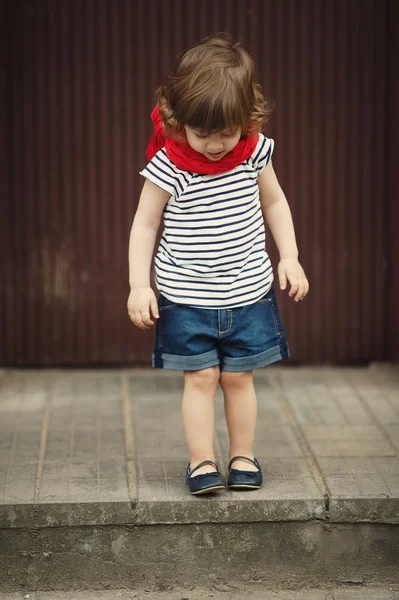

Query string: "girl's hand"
[[127, 287, 159, 330], [278, 258, 309, 302]]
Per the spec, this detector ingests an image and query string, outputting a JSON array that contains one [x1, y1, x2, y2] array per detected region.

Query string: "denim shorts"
[[152, 287, 290, 372]]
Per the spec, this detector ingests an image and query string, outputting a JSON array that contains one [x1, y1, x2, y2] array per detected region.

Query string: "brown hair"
[[156, 33, 273, 138]]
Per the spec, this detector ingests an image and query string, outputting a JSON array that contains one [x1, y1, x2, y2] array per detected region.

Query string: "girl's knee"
[[220, 370, 253, 390], [184, 366, 220, 391]]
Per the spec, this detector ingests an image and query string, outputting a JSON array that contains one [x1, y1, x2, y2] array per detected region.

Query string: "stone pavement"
[[0, 365, 398, 593], [0, 365, 398, 527]]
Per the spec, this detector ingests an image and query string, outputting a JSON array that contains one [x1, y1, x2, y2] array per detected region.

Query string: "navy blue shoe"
[[186, 460, 226, 495], [227, 456, 263, 490]]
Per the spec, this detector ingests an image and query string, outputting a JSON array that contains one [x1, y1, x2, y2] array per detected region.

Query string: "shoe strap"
[[189, 460, 218, 477], [228, 455, 259, 470]]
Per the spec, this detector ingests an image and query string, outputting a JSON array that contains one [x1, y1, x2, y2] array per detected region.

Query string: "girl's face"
[[184, 125, 242, 161]]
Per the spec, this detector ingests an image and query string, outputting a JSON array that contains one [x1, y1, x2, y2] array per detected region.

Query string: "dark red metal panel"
[[1, 0, 392, 365]]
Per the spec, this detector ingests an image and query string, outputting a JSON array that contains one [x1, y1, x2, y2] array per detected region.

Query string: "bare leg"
[[220, 370, 259, 471], [182, 366, 220, 476]]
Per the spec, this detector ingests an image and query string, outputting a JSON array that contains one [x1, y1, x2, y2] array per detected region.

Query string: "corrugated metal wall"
[[2, 0, 394, 365]]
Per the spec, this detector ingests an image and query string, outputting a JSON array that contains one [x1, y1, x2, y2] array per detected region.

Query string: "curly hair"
[[156, 33, 273, 139]]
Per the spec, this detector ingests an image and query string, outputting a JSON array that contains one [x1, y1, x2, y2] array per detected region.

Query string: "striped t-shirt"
[[140, 133, 274, 309]]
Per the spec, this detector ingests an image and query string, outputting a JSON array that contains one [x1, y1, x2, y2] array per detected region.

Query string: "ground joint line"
[[121, 374, 138, 503]]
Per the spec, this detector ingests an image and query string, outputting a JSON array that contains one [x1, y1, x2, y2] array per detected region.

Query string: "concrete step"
[[0, 366, 398, 594]]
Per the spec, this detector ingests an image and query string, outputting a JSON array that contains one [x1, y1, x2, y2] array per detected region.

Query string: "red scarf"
[[146, 105, 259, 175]]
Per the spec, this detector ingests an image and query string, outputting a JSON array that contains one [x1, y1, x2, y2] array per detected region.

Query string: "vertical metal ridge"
[[307, 0, 323, 360], [30, 0, 43, 363], [60, 0, 74, 362], [372, 0, 389, 360], [71, 0, 84, 363], [0, 0, 12, 364], [85, 0, 97, 362], [7, 2, 19, 364], [324, 0, 337, 361], [387, 0, 399, 360]]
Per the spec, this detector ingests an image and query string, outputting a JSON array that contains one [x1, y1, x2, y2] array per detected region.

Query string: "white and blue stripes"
[[139, 134, 274, 309]]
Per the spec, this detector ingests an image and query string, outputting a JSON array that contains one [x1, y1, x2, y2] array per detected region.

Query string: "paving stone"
[[0, 463, 8, 495], [278, 368, 374, 426], [100, 429, 127, 458], [343, 368, 399, 428], [44, 429, 72, 460], [317, 456, 399, 521], [301, 425, 395, 457], [0, 432, 14, 461], [318, 457, 399, 496], [271, 367, 399, 521], [385, 424, 399, 452], [0, 371, 130, 511], [2, 462, 37, 503], [12, 431, 42, 462]]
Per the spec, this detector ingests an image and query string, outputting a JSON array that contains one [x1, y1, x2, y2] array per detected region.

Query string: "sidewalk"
[[0, 365, 398, 593], [1, 365, 398, 524]]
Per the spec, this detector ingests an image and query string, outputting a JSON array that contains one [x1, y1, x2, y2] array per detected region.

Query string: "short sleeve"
[[140, 148, 185, 197], [251, 133, 274, 176]]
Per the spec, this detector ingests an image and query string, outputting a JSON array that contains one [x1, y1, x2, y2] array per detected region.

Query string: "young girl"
[[128, 34, 309, 495]]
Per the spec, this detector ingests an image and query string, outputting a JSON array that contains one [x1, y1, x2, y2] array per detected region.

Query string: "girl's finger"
[[150, 297, 159, 319], [303, 279, 310, 297], [279, 270, 287, 290], [295, 281, 305, 301], [141, 310, 154, 328], [298, 278, 310, 300], [134, 311, 147, 330], [288, 277, 299, 297]]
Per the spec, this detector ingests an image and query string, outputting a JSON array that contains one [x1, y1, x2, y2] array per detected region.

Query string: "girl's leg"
[[220, 370, 259, 471], [182, 366, 220, 476]]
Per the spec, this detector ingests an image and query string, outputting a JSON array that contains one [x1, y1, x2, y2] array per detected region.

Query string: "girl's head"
[[157, 34, 272, 160]]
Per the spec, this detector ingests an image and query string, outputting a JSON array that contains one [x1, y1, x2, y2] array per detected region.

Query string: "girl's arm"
[[258, 161, 309, 302], [128, 179, 170, 329]]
